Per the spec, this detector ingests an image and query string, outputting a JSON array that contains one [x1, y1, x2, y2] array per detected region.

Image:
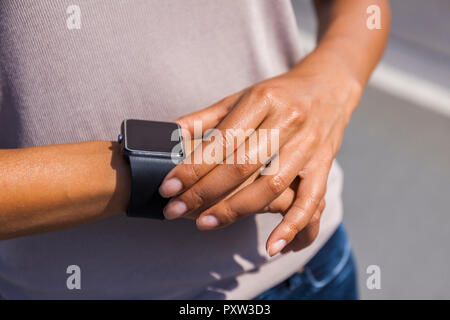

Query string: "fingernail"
[[159, 178, 183, 198], [268, 239, 286, 256], [197, 215, 220, 229], [163, 199, 187, 219]]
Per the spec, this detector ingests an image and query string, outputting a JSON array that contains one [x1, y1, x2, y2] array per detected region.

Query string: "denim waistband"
[[302, 223, 352, 288]]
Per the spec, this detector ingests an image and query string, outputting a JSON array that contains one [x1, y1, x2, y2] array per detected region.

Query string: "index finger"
[[266, 159, 331, 256], [159, 89, 270, 198]]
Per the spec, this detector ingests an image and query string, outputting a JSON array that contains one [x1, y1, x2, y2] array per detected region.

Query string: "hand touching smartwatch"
[[119, 119, 185, 219], [119, 119, 301, 225]]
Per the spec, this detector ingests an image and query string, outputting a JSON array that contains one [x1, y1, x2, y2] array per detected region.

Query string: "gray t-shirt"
[[0, 0, 343, 299]]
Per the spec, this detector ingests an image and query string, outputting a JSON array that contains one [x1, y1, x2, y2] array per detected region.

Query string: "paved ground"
[[292, 0, 450, 299], [338, 86, 450, 299], [292, 0, 450, 88]]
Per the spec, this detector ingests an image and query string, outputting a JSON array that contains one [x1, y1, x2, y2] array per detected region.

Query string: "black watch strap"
[[127, 155, 176, 219]]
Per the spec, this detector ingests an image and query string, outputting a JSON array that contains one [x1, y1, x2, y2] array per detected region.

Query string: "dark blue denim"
[[254, 223, 358, 300]]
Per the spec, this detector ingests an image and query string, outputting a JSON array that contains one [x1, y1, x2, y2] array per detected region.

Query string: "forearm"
[[293, 0, 390, 87], [0, 141, 131, 239]]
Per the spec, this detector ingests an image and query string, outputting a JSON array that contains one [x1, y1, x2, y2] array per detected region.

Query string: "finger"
[[159, 92, 243, 197], [181, 167, 298, 220], [266, 158, 332, 256], [175, 91, 244, 138], [159, 87, 272, 198], [163, 138, 261, 219], [181, 186, 296, 220], [166, 162, 262, 220], [262, 186, 295, 213], [195, 132, 318, 229], [281, 204, 324, 254], [164, 114, 291, 219]]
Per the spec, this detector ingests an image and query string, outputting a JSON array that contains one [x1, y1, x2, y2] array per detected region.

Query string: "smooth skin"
[[0, 141, 292, 239], [159, 0, 391, 256], [0, 141, 130, 239], [0, 1, 390, 258]]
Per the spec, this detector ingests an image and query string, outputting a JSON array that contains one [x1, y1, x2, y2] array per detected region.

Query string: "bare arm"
[[0, 141, 130, 239], [158, 0, 391, 255], [0, 0, 390, 247], [312, 0, 390, 86]]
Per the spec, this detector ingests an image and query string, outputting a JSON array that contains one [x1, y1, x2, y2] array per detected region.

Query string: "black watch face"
[[124, 119, 183, 157]]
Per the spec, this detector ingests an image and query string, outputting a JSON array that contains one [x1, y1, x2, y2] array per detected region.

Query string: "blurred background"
[[292, 0, 450, 299]]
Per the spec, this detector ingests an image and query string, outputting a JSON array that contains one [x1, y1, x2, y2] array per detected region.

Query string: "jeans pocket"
[[303, 224, 352, 289]]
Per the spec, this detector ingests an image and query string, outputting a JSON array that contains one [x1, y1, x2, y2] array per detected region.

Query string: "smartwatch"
[[119, 119, 185, 219]]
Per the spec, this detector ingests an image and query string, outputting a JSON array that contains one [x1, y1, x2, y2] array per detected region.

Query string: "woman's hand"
[[159, 53, 362, 256]]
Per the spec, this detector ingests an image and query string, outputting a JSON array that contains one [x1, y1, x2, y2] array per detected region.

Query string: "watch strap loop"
[[127, 155, 176, 219]]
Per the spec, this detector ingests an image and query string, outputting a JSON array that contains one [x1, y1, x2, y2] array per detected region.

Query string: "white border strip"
[[370, 65, 450, 118], [299, 29, 450, 118]]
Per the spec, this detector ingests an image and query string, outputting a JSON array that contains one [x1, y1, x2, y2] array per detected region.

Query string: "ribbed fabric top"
[[0, 0, 343, 299]]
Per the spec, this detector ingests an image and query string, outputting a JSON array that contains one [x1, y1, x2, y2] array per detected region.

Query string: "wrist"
[[107, 141, 131, 215], [294, 47, 362, 86], [289, 50, 363, 119]]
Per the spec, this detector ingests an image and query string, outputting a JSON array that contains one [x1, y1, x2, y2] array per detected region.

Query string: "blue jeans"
[[254, 224, 358, 300]]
